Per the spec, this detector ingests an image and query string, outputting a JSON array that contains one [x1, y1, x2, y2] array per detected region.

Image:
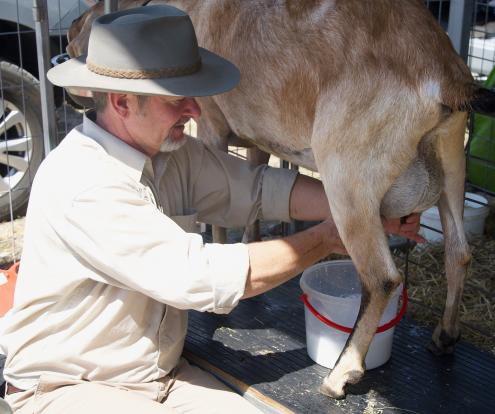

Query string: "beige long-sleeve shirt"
[[0, 115, 297, 391]]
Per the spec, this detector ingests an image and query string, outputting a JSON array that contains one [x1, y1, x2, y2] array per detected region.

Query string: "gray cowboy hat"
[[47, 5, 240, 97]]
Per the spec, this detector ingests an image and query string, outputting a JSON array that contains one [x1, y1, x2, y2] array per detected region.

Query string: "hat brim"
[[47, 48, 240, 97]]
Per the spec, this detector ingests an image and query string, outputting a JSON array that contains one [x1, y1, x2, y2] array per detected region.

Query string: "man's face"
[[126, 94, 201, 156]]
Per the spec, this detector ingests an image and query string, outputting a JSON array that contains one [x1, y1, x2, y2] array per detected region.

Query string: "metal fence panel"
[[0, 0, 88, 266]]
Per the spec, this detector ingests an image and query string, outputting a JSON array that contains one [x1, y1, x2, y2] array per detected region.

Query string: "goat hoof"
[[319, 382, 346, 400], [319, 365, 365, 399], [429, 329, 460, 355], [427, 325, 461, 356], [427, 340, 445, 356], [346, 369, 365, 384]]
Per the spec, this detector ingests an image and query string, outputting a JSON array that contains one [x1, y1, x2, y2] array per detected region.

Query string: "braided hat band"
[[86, 59, 202, 79]]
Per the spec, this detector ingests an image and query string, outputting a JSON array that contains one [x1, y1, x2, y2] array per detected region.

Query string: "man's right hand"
[[320, 218, 347, 255]]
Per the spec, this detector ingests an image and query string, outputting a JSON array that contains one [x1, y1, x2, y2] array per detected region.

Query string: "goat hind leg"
[[428, 112, 471, 354], [316, 154, 403, 399], [428, 190, 470, 354]]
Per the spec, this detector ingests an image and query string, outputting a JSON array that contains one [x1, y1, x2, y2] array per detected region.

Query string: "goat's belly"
[[238, 135, 317, 170], [275, 148, 317, 171], [380, 157, 443, 219]]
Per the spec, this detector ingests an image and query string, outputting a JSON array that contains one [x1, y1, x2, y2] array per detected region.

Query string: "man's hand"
[[321, 217, 348, 255], [382, 213, 426, 244]]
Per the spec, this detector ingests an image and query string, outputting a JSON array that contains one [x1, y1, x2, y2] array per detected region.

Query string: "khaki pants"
[[7, 359, 262, 414]]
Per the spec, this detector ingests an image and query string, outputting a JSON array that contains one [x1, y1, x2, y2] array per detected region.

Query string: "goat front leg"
[[429, 112, 471, 354], [315, 154, 403, 399], [320, 212, 402, 398]]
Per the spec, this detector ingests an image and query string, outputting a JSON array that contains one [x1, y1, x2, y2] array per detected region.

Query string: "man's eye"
[[169, 98, 186, 106]]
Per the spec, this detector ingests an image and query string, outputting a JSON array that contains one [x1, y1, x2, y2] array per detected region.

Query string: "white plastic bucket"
[[420, 192, 490, 242], [300, 260, 405, 370]]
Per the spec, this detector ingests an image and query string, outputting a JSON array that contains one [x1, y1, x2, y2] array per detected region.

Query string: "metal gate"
[[0, 0, 89, 267]]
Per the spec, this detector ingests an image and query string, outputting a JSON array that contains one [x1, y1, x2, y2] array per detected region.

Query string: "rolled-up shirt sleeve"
[[260, 167, 299, 222], [60, 183, 248, 313], [168, 138, 298, 227]]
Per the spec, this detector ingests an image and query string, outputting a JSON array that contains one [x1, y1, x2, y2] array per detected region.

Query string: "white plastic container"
[[300, 260, 403, 370], [420, 192, 490, 242]]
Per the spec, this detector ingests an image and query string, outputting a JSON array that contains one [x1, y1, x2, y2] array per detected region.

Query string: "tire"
[[0, 61, 44, 222]]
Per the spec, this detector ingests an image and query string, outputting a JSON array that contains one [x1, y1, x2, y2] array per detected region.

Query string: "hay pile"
[[0, 217, 24, 267], [396, 236, 495, 355]]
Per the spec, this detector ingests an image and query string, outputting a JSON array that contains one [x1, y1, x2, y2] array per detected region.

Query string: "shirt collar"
[[82, 112, 148, 182]]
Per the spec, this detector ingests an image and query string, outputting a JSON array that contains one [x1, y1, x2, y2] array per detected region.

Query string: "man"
[[0, 5, 423, 414]]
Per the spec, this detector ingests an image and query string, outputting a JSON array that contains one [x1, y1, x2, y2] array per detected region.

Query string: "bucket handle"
[[301, 287, 408, 334]]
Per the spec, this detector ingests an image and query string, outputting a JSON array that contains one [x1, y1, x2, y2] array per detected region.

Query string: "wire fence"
[[0, 0, 89, 268]]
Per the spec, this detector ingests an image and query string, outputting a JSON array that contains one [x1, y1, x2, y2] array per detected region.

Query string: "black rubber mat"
[[185, 276, 495, 414]]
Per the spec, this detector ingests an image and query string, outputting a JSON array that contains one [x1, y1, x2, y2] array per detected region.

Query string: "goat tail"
[[464, 86, 495, 117]]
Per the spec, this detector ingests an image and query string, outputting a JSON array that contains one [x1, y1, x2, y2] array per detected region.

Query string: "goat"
[[66, 0, 492, 399]]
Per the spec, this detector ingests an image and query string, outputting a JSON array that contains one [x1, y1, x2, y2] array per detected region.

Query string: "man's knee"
[[165, 359, 262, 414], [23, 382, 174, 414]]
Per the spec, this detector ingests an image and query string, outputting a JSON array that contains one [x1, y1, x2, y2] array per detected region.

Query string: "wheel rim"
[[0, 99, 33, 198]]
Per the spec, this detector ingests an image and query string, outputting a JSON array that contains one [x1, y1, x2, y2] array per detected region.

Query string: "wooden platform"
[[185, 276, 495, 414]]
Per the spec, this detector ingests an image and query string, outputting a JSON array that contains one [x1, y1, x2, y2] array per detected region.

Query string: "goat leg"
[[314, 152, 404, 399], [428, 112, 471, 354], [320, 213, 402, 398]]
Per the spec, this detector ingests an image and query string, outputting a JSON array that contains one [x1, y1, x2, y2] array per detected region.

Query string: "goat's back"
[[171, 0, 473, 156], [67, 0, 474, 165]]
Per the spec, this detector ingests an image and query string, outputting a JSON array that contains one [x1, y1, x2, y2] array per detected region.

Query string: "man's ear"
[[108, 93, 131, 118]]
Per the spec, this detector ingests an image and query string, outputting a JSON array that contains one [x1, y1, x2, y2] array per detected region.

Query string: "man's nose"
[[184, 98, 201, 120]]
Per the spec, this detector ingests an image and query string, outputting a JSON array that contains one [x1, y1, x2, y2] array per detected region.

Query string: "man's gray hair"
[[92, 91, 108, 112], [91, 92, 149, 113]]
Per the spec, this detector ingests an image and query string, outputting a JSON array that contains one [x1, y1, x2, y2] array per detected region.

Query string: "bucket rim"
[[300, 260, 402, 303], [300, 260, 359, 303]]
